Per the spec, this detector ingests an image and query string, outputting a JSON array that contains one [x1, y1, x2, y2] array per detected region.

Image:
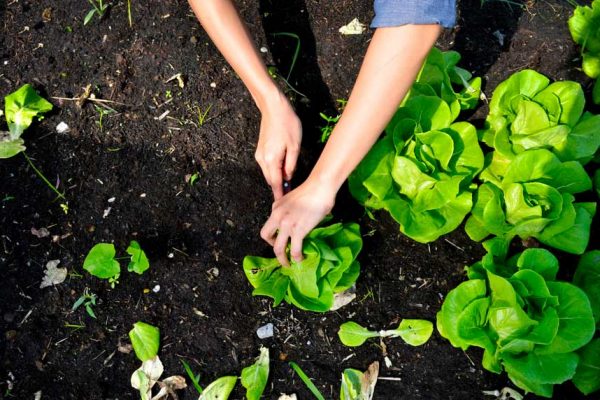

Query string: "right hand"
[[255, 92, 302, 200]]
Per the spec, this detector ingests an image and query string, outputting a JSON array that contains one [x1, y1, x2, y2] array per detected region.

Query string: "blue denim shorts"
[[372, 0, 456, 28]]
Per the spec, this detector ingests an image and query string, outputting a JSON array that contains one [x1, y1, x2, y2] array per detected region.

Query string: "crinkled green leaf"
[[573, 339, 600, 395], [502, 352, 578, 397], [538, 201, 596, 255], [573, 251, 600, 327], [515, 248, 559, 281], [537, 282, 595, 354], [5, 84, 53, 138], [436, 279, 487, 349]]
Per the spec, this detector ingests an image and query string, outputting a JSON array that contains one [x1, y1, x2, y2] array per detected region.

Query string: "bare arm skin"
[[261, 25, 442, 266], [188, 0, 301, 200]]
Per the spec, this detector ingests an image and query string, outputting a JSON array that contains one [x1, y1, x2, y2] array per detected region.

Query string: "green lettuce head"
[[466, 149, 596, 254], [403, 47, 481, 119], [437, 246, 596, 398], [480, 70, 600, 185], [243, 222, 362, 312], [349, 96, 484, 243], [569, 1, 600, 77]]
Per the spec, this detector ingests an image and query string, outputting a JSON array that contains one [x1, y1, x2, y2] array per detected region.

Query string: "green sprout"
[[72, 288, 98, 319], [189, 172, 199, 186], [94, 105, 115, 132], [180, 359, 203, 395], [196, 104, 212, 126], [127, 0, 133, 27], [84, 0, 109, 26]]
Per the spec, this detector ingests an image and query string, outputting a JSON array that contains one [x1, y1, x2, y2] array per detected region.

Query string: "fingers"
[[290, 233, 304, 264], [269, 166, 284, 201], [260, 215, 278, 246], [284, 146, 300, 181], [273, 227, 290, 267], [258, 152, 284, 201]]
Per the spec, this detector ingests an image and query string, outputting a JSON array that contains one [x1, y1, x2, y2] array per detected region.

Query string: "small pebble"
[[210, 82, 216, 88], [152, 285, 160, 293], [167, 253, 174, 259], [256, 323, 274, 339], [56, 121, 70, 133], [260, 46, 268, 53], [107, 197, 116, 203], [140, 193, 147, 198]]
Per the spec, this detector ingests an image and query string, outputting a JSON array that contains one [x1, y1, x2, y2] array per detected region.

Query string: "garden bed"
[[0, 0, 597, 399]]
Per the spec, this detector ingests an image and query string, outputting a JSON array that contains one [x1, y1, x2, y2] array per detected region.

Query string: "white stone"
[[256, 323, 274, 339]]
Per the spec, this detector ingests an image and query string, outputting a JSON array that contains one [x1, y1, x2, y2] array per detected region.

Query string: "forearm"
[[188, 0, 281, 110], [310, 25, 441, 190]]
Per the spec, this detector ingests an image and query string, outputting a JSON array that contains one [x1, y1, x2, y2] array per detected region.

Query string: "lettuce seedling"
[[129, 322, 160, 362], [340, 361, 379, 400], [127, 240, 150, 274], [437, 246, 596, 398], [479, 70, 600, 184], [349, 96, 484, 243], [241, 347, 269, 400], [198, 376, 237, 400], [569, 0, 600, 103], [466, 149, 596, 254], [83, 243, 121, 285], [1, 84, 53, 159], [243, 222, 362, 312], [405, 47, 482, 119], [338, 319, 433, 347], [83, 241, 150, 285]]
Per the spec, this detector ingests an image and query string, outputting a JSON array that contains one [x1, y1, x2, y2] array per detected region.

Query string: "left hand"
[[260, 176, 336, 266]]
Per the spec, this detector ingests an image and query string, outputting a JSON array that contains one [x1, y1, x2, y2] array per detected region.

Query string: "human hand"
[[255, 92, 302, 200], [260, 176, 336, 266]]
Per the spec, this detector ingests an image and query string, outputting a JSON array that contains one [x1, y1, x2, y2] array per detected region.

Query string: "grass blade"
[[289, 361, 325, 400], [180, 359, 203, 394]]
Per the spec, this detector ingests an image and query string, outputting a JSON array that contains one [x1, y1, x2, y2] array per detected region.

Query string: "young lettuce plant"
[[569, 0, 600, 103], [479, 69, 600, 185], [1, 84, 53, 159], [338, 319, 433, 347], [349, 96, 484, 243], [340, 361, 379, 400], [83, 240, 150, 286], [437, 245, 596, 398], [465, 148, 596, 254], [243, 222, 362, 312], [129, 323, 188, 400], [241, 347, 269, 400], [405, 47, 482, 119]]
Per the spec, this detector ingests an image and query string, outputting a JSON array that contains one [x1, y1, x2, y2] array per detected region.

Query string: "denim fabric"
[[372, 0, 456, 28]]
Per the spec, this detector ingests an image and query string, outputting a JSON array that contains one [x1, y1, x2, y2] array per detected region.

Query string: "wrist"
[[307, 169, 344, 199], [253, 83, 287, 114]]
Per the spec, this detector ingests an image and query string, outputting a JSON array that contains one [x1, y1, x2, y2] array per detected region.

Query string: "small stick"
[[51, 96, 128, 106]]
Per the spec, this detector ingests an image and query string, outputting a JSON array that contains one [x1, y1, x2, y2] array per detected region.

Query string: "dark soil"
[[0, 0, 597, 399]]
